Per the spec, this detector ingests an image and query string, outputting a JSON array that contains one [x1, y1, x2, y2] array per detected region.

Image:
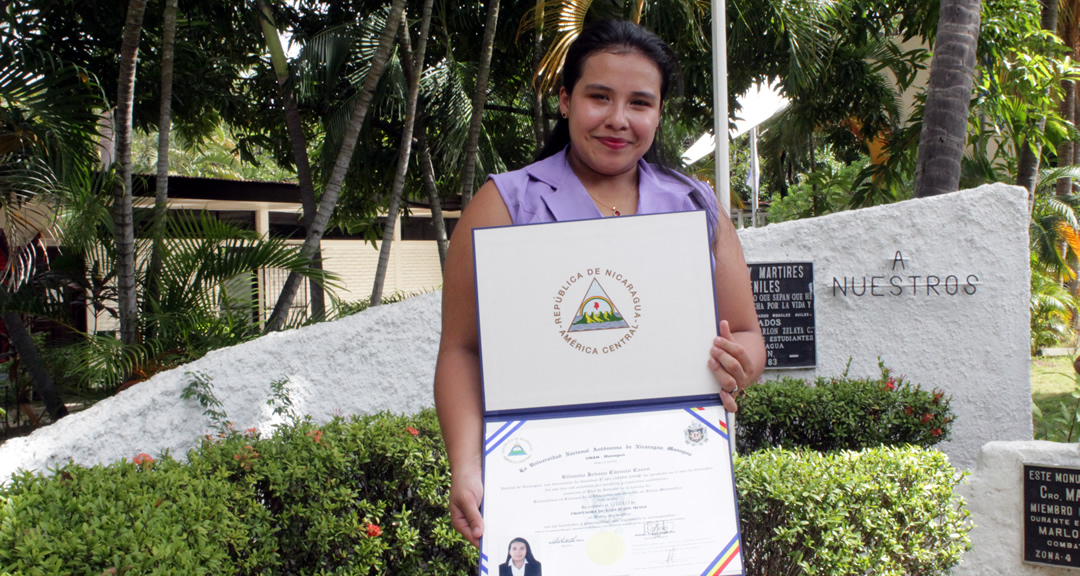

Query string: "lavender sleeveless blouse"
[[488, 148, 720, 240]]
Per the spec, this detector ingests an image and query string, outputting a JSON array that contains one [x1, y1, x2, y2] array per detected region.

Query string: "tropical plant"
[[113, 0, 149, 346], [766, 148, 869, 222], [64, 212, 336, 390], [371, 0, 436, 306], [1031, 262, 1078, 355], [263, 0, 407, 332], [0, 24, 107, 420]]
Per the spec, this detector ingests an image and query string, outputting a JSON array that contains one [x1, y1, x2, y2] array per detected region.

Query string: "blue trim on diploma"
[[685, 407, 728, 440], [485, 420, 528, 455], [483, 393, 723, 421]]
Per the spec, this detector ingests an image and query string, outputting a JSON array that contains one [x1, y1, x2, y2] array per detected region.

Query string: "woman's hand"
[[449, 462, 485, 547], [708, 320, 755, 413]]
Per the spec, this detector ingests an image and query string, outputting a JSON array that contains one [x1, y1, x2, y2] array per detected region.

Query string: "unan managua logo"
[[552, 268, 641, 356]]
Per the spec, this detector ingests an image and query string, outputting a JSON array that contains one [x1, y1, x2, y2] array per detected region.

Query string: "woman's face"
[[509, 541, 528, 563], [559, 49, 663, 180]]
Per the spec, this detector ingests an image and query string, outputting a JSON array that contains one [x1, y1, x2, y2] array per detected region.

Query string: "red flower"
[[884, 377, 896, 391], [365, 523, 382, 537], [246, 427, 258, 436], [307, 430, 324, 443], [904, 406, 914, 416], [406, 427, 420, 436], [133, 453, 154, 466], [931, 428, 942, 437], [920, 414, 933, 424], [933, 391, 944, 405]]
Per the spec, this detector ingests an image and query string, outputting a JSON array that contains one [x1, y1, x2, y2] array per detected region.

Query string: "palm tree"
[[264, 0, 408, 332], [256, 0, 326, 319], [0, 37, 105, 420], [114, 0, 149, 346], [457, 0, 501, 208], [147, 0, 178, 331], [1015, 0, 1060, 196], [913, 0, 981, 198], [371, 0, 436, 306]]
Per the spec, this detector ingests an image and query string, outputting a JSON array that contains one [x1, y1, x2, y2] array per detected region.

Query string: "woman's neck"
[[512, 559, 525, 568], [566, 151, 640, 215]]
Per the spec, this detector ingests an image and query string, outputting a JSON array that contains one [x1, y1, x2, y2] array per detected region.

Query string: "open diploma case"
[[473, 211, 744, 576]]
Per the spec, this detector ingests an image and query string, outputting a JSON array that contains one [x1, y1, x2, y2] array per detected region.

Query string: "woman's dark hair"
[[504, 537, 538, 564], [536, 19, 679, 163]]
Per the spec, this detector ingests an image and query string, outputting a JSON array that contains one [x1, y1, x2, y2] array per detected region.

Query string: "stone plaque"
[[1024, 464, 1080, 569], [748, 262, 815, 369]]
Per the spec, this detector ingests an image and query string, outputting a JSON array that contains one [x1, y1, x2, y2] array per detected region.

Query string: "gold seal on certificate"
[[474, 212, 744, 576]]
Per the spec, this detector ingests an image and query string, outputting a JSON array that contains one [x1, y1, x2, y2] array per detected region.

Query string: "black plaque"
[[748, 262, 815, 369], [1024, 464, 1080, 569]]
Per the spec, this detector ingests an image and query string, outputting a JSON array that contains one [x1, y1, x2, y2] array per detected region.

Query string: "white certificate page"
[[473, 211, 718, 413], [480, 405, 743, 576]]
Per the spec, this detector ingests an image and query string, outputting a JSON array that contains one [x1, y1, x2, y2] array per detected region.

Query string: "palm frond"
[[519, 0, 595, 95]]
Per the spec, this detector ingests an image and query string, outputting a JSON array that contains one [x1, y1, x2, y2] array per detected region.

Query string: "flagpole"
[[750, 125, 759, 227], [711, 0, 729, 218]]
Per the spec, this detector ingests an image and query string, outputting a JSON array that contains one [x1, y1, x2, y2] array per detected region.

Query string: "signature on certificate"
[[548, 535, 583, 545], [642, 520, 675, 537]]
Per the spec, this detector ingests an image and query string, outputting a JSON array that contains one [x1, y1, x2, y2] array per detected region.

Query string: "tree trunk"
[[113, 0, 148, 346], [457, 0, 501, 209], [264, 0, 406, 332], [419, 130, 448, 271], [256, 0, 325, 320], [147, 0, 178, 330], [1058, 79, 1076, 196], [371, 0, 435, 306], [913, 0, 980, 198], [531, 0, 546, 149], [1059, 14, 1078, 197], [1015, 0, 1058, 196], [2, 311, 67, 421]]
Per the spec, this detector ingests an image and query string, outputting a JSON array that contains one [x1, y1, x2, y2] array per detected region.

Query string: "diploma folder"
[[473, 211, 744, 576]]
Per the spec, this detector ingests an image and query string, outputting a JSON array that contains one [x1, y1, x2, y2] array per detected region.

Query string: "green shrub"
[[187, 410, 474, 575], [0, 410, 475, 575], [0, 454, 277, 575], [1, 411, 967, 575], [736, 446, 971, 576], [737, 364, 954, 453]]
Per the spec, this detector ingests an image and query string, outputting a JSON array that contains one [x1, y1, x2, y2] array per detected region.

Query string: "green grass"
[[1032, 355, 1080, 439]]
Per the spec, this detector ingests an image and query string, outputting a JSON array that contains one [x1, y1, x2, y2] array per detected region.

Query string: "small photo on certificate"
[[480, 404, 742, 576]]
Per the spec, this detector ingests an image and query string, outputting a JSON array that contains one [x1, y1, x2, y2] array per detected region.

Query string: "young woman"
[[498, 538, 542, 576], [434, 19, 765, 546]]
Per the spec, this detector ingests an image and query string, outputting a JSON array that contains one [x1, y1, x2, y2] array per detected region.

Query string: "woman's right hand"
[[449, 463, 485, 546]]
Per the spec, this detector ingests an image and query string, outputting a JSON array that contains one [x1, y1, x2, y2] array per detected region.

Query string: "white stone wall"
[[737, 183, 1031, 469], [956, 441, 1080, 575], [0, 292, 444, 482]]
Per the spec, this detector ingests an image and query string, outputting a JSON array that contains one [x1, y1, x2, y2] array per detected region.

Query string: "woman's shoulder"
[[643, 162, 715, 196], [639, 162, 719, 212], [490, 150, 567, 192], [488, 150, 570, 225]]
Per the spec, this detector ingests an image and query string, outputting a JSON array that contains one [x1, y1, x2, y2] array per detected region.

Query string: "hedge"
[[737, 446, 971, 576], [0, 410, 969, 575], [736, 364, 955, 453]]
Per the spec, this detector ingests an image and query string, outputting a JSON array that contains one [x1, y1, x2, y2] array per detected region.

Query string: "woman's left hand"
[[708, 320, 754, 413]]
